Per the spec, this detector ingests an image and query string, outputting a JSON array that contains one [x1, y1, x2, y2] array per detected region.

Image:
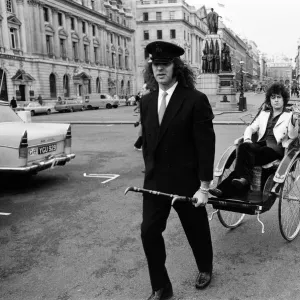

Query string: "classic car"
[[23, 102, 52, 116], [84, 93, 119, 109], [54, 99, 85, 113], [0, 101, 75, 175]]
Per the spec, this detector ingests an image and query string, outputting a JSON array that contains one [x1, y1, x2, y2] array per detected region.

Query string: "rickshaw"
[[125, 105, 300, 242]]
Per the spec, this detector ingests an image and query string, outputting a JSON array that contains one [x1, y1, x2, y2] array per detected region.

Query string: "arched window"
[[127, 81, 130, 95], [96, 77, 101, 93], [121, 80, 124, 96], [88, 79, 92, 93], [63, 74, 70, 97], [0, 69, 8, 101], [49, 73, 57, 98]]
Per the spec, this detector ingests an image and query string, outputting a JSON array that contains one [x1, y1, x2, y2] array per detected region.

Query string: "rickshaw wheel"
[[217, 155, 245, 228], [279, 157, 300, 241]]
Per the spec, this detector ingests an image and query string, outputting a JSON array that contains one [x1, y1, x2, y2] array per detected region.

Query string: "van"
[[84, 93, 119, 109]]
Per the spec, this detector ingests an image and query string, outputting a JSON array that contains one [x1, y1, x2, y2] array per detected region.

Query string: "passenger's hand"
[[244, 138, 252, 143], [193, 190, 208, 207]]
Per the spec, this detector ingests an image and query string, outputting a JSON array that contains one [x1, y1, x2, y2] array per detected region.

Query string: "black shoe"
[[147, 283, 173, 300], [209, 188, 223, 197], [195, 271, 212, 290], [232, 178, 249, 189]]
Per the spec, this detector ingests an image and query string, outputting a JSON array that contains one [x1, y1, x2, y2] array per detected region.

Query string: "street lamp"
[[238, 60, 247, 111]]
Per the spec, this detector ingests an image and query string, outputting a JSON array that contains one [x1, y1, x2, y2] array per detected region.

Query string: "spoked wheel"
[[217, 154, 246, 228], [279, 157, 300, 241]]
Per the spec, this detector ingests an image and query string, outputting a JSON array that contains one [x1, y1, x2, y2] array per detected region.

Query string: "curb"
[[36, 120, 248, 126]]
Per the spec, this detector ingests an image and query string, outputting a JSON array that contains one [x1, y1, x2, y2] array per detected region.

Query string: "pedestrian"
[[140, 41, 216, 299], [10, 96, 17, 109], [37, 94, 43, 106], [209, 82, 299, 199], [133, 117, 143, 151]]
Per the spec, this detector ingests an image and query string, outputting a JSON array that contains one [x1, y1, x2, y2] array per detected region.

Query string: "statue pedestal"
[[196, 73, 219, 105], [215, 72, 238, 111]]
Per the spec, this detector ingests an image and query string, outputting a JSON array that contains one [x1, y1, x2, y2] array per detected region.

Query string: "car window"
[[0, 105, 23, 123]]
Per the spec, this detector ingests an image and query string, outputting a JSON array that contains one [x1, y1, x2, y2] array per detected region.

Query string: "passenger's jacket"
[[243, 110, 298, 148]]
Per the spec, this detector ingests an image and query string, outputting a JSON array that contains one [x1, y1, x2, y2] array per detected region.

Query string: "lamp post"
[[238, 60, 247, 111]]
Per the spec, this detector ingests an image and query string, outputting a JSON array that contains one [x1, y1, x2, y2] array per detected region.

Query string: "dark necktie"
[[158, 91, 168, 125]]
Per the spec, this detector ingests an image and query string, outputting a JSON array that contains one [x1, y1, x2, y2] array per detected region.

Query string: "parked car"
[[23, 102, 52, 116], [0, 100, 75, 175], [55, 99, 85, 113], [84, 93, 119, 109]]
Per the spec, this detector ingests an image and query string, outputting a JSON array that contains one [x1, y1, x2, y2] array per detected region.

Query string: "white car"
[[84, 93, 119, 109], [0, 101, 75, 175], [23, 102, 52, 116]]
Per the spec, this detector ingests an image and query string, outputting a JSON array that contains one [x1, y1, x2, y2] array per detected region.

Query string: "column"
[[0, 0, 13, 53], [95, 25, 100, 64], [16, 0, 27, 54], [191, 33, 196, 64], [98, 26, 105, 65], [88, 22, 94, 63], [77, 18, 84, 62], [65, 13, 72, 60], [38, 3, 46, 55], [33, 2, 42, 54], [52, 8, 60, 58]]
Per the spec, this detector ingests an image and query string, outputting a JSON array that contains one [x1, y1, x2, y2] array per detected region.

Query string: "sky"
[[186, 0, 300, 60]]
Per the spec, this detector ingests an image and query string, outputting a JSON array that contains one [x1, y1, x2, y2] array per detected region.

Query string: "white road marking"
[[83, 173, 120, 183], [0, 212, 11, 216]]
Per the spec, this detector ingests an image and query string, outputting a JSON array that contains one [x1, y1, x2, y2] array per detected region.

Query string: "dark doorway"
[[49, 73, 57, 98], [0, 69, 8, 101], [63, 74, 70, 97], [19, 85, 26, 101]]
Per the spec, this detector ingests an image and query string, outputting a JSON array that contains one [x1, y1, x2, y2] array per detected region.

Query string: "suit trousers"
[[235, 141, 282, 182], [141, 194, 213, 291]]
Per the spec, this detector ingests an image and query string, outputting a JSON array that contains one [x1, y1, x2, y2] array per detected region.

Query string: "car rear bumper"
[[0, 153, 76, 174]]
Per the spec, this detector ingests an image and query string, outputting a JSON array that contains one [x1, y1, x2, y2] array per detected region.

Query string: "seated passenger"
[[210, 82, 299, 198]]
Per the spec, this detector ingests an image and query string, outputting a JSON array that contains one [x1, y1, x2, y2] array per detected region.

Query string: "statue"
[[221, 43, 231, 72], [207, 50, 214, 73], [214, 40, 220, 73], [202, 49, 208, 73], [207, 8, 221, 34]]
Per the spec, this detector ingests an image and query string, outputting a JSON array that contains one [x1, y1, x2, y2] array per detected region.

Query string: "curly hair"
[[143, 57, 196, 91], [265, 82, 290, 107]]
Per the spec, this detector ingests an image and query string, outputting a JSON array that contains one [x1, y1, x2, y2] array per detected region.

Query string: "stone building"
[[135, 0, 208, 92], [0, 0, 136, 103], [266, 60, 292, 86]]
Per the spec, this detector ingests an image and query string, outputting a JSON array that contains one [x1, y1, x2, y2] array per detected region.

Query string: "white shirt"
[[157, 81, 178, 113]]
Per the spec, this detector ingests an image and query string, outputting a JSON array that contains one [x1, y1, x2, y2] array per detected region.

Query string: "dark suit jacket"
[[140, 84, 215, 197]]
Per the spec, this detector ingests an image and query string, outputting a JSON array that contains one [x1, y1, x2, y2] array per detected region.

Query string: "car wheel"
[[106, 104, 112, 109], [47, 109, 51, 115], [70, 107, 74, 113], [31, 110, 35, 116], [87, 105, 92, 110], [81, 107, 84, 111]]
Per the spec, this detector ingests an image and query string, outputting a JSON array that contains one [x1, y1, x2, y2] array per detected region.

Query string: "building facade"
[[135, 0, 208, 91], [266, 60, 292, 86], [0, 0, 136, 103]]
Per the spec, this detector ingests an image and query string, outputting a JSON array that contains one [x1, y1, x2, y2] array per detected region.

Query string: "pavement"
[[33, 92, 299, 126]]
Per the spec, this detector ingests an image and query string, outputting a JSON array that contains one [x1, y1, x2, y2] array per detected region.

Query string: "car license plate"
[[38, 143, 57, 155], [28, 144, 57, 156], [29, 144, 57, 156]]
